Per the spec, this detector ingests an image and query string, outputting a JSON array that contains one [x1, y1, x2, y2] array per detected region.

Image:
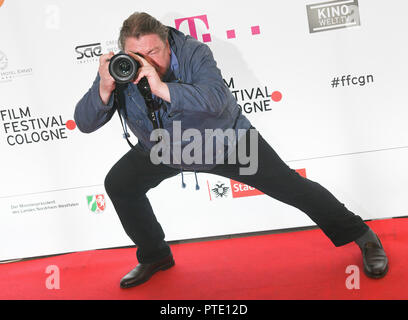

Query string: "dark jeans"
[[104, 128, 369, 263]]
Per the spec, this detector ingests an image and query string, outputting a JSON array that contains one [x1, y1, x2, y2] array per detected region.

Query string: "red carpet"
[[0, 218, 407, 300]]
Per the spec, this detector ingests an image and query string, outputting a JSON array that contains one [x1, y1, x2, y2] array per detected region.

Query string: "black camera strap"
[[137, 77, 163, 131], [114, 84, 135, 150], [113, 82, 163, 150]]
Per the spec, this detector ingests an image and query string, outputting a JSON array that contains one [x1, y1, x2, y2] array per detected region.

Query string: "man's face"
[[124, 34, 171, 79]]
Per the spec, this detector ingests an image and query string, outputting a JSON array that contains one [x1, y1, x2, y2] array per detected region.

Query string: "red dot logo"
[[271, 91, 282, 102], [66, 120, 76, 130]]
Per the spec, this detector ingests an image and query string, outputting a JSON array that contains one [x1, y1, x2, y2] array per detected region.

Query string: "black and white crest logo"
[[211, 183, 230, 198]]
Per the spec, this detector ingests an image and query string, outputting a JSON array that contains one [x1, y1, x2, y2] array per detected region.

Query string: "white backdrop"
[[1, 0, 407, 261]]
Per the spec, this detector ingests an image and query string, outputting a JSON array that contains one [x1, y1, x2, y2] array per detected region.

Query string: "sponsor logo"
[[175, 15, 211, 42], [306, 0, 361, 33], [74, 40, 119, 65], [224, 77, 282, 115], [230, 179, 264, 198], [175, 14, 261, 42], [10, 200, 79, 215], [87, 194, 106, 213], [0, 51, 8, 70], [210, 182, 230, 198], [207, 178, 262, 201], [75, 43, 102, 64], [0, 106, 76, 146], [0, 50, 33, 83], [207, 169, 307, 201]]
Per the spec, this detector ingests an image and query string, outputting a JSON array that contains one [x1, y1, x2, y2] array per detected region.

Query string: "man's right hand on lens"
[[98, 51, 116, 105]]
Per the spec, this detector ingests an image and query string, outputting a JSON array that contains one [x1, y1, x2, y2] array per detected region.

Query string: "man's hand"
[[98, 51, 116, 105], [128, 52, 171, 103]]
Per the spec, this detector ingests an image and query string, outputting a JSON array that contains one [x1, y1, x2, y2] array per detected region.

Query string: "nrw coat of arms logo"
[[87, 194, 106, 213]]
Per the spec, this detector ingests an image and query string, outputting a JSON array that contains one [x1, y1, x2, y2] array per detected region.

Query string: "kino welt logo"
[[306, 0, 361, 33]]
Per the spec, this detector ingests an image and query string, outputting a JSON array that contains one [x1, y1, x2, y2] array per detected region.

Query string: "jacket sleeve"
[[73, 73, 116, 133], [165, 44, 230, 117]]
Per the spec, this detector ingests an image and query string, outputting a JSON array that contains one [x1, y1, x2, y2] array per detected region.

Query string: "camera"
[[108, 52, 139, 84], [109, 52, 161, 137]]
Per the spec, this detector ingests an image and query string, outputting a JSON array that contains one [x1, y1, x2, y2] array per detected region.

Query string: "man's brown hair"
[[118, 12, 169, 50]]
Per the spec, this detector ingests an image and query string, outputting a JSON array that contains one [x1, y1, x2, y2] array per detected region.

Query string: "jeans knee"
[[104, 168, 147, 199]]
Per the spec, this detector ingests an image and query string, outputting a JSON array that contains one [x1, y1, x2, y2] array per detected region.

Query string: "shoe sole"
[[120, 260, 175, 289]]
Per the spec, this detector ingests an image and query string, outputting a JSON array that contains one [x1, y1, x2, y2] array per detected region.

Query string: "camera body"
[[109, 51, 155, 115]]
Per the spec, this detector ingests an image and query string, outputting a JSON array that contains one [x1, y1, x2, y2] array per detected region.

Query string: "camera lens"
[[113, 58, 133, 78], [118, 59, 131, 76], [109, 53, 139, 84]]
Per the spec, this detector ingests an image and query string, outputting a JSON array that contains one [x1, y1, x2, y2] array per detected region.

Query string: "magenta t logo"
[[175, 15, 212, 42]]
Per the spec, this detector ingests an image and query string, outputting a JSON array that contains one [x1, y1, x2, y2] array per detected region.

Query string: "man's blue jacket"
[[74, 27, 252, 170]]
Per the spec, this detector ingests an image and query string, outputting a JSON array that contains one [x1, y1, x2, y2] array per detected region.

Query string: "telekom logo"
[[175, 14, 261, 43], [175, 15, 211, 42]]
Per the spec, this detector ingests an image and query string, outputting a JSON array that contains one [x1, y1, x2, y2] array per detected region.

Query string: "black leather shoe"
[[360, 236, 389, 279], [120, 255, 175, 288]]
